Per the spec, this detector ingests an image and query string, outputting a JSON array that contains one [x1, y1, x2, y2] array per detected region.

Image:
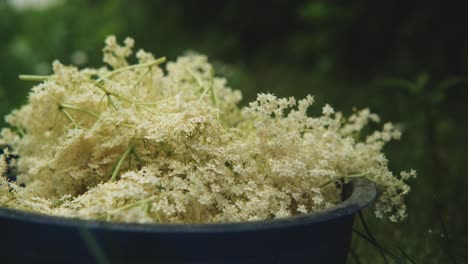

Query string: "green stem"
[[94, 81, 155, 114], [133, 67, 150, 91], [107, 94, 119, 110], [189, 67, 219, 117], [110, 195, 157, 214], [97, 196, 159, 221], [14, 127, 26, 137], [93, 81, 112, 95], [137, 96, 176, 106], [78, 225, 110, 264], [187, 67, 204, 88], [116, 123, 137, 129], [145, 200, 152, 215], [198, 85, 210, 101], [59, 108, 80, 128], [131, 148, 145, 165], [92, 81, 132, 105], [97, 57, 166, 83], [136, 104, 156, 114], [210, 82, 219, 110], [110, 143, 135, 182], [60, 104, 100, 118], [358, 212, 390, 264], [18, 57, 164, 83], [352, 229, 408, 264], [19, 75, 53, 81]]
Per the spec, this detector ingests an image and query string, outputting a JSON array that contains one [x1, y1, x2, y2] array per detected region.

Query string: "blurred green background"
[[1, 0, 467, 262]]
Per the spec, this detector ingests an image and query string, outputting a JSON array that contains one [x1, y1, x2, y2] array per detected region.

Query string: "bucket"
[[0, 180, 375, 264]]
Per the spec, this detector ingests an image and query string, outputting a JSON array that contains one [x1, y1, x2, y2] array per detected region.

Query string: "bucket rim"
[[0, 179, 376, 233]]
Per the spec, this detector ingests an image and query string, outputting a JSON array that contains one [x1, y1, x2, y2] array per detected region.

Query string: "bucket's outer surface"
[[0, 180, 376, 264]]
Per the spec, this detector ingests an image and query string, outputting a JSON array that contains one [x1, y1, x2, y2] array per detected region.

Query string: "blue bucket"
[[0, 180, 375, 264]]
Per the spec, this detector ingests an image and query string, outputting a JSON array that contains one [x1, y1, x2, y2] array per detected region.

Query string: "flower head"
[[0, 36, 415, 223]]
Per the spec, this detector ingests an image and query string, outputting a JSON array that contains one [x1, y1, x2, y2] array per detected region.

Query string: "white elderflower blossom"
[[0, 36, 416, 223], [322, 104, 334, 116], [0, 153, 9, 204], [0, 151, 7, 178]]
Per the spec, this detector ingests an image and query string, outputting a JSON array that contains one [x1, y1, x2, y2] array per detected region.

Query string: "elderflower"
[[0, 151, 6, 178], [0, 36, 416, 224]]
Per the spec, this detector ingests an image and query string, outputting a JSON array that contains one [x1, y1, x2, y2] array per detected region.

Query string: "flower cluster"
[[0, 153, 7, 203], [0, 36, 415, 223]]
